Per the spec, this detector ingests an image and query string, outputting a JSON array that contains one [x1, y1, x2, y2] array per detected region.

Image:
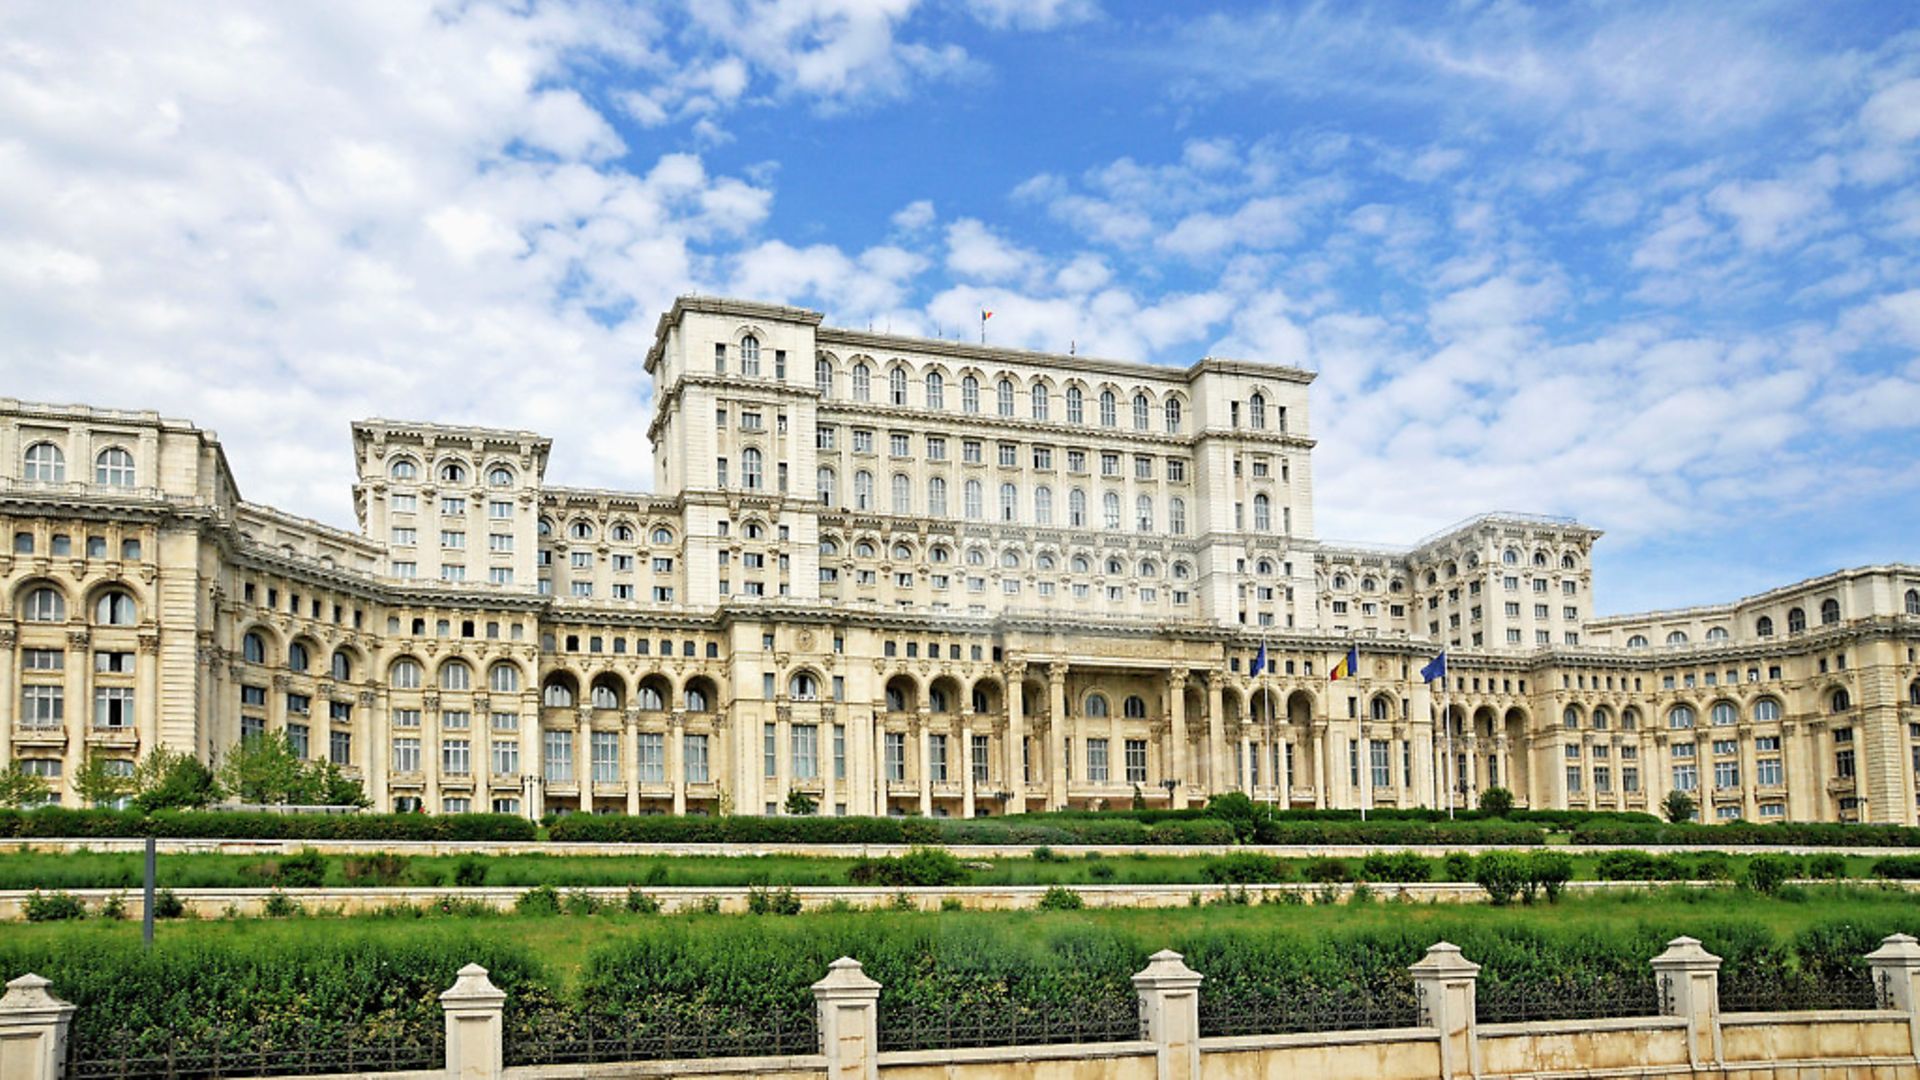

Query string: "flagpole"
[[1262, 635, 1274, 812], [1356, 645, 1367, 823], [1443, 666, 1454, 820]]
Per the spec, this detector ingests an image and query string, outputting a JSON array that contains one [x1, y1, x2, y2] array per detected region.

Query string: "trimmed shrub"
[[562, 890, 603, 916], [1088, 862, 1116, 881], [24, 890, 87, 921], [1474, 852, 1527, 906], [747, 886, 802, 915], [452, 857, 489, 887], [1300, 857, 1350, 884], [152, 889, 185, 919], [0, 808, 536, 842], [514, 885, 561, 916], [1807, 853, 1847, 880], [847, 848, 968, 887], [623, 889, 661, 914], [1745, 854, 1803, 894], [1202, 853, 1291, 885], [1360, 852, 1431, 884], [342, 854, 409, 886], [1443, 852, 1476, 881], [1036, 885, 1085, 910], [276, 850, 327, 888], [1477, 787, 1515, 817], [1871, 856, 1920, 880]]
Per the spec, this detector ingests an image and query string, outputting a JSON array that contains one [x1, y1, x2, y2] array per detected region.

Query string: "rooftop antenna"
[[1070, 340, 1076, 356]]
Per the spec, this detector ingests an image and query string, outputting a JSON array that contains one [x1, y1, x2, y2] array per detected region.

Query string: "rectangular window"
[[630, 733, 662, 783], [764, 722, 777, 778], [684, 734, 710, 783], [1087, 737, 1110, 783], [1836, 748, 1856, 779], [330, 731, 352, 766], [93, 686, 135, 728], [585, 730, 616, 783], [972, 734, 990, 784], [491, 739, 519, 777], [834, 724, 847, 779], [543, 730, 574, 782], [1125, 738, 1148, 784], [392, 738, 421, 773], [1714, 760, 1740, 789], [1566, 766, 1582, 793], [443, 738, 471, 776], [1757, 758, 1782, 785], [885, 732, 906, 781], [792, 724, 819, 781], [1622, 767, 1640, 793], [1369, 739, 1391, 788], [1671, 764, 1698, 792]]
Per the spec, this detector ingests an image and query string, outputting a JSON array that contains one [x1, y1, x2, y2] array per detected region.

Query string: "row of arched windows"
[[386, 456, 519, 488], [816, 358, 1188, 434], [817, 536, 1196, 580], [540, 674, 714, 712], [536, 519, 674, 545], [17, 586, 138, 625], [1501, 548, 1581, 571], [21, 443, 136, 487], [820, 470, 1197, 533]]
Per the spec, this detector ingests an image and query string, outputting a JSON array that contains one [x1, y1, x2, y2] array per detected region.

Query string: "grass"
[[6, 884, 1916, 989], [0, 847, 1886, 890]]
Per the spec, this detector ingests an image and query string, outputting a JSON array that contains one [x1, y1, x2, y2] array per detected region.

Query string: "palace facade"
[[4, 296, 1919, 823]]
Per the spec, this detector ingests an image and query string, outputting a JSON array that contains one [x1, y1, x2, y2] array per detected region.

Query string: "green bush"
[[276, 849, 327, 888], [514, 885, 561, 916], [623, 889, 661, 914], [747, 886, 802, 915], [1088, 861, 1117, 881], [1300, 857, 1350, 884], [1872, 856, 1920, 880], [1572, 820, 1920, 849], [1031, 846, 1067, 863], [1744, 854, 1803, 894], [1202, 853, 1292, 885], [1477, 787, 1515, 817], [341, 854, 409, 886], [562, 890, 603, 916], [1474, 852, 1527, 906], [1525, 851, 1572, 903], [24, 890, 87, 921], [101, 893, 128, 920], [1360, 852, 1431, 884], [847, 848, 968, 887], [1807, 853, 1847, 880], [152, 889, 185, 919], [0, 808, 537, 841], [262, 891, 301, 918], [1443, 852, 1476, 881], [1036, 886, 1085, 910], [452, 857, 489, 887]]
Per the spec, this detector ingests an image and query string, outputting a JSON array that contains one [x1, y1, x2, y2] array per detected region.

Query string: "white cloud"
[[964, 0, 1097, 31], [1861, 78, 1920, 144], [890, 198, 936, 231], [944, 218, 1039, 281]]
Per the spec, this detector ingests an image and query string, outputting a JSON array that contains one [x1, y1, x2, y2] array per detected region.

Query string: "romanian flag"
[[1329, 645, 1359, 682], [982, 310, 994, 321]]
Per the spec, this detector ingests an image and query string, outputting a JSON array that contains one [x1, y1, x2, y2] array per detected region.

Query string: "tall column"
[[623, 708, 641, 815], [1004, 662, 1027, 815], [136, 629, 161, 759], [422, 692, 442, 813], [0, 630, 15, 775], [960, 713, 976, 818], [776, 708, 792, 813], [1239, 733, 1252, 791], [574, 705, 592, 813], [1048, 663, 1069, 809], [821, 715, 837, 817], [668, 711, 686, 815], [872, 711, 886, 814], [364, 688, 385, 811], [519, 689, 541, 820], [1737, 723, 1758, 821], [916, 715, 932, 816], [65, 628, 93, 795], [1206, 673, 1226, 800], [1166, 670, 1188, 809]]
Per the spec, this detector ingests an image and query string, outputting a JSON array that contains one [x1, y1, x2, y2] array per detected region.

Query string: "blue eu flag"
[[1252, 643, 1267, 676], [1420, 653, 1447, 683]]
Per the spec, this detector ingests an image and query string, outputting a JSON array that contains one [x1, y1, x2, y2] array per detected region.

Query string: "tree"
[[1204, 791, 1261, 842], [1131, 784, 1148, 811], [72, 751, 137, 808], [783, 789, 817, 816], [131, 748, 221, 811], [0, 766, 51, 809], [1662, 788, 1698, 824], [220, 733, 307, 804], [1477, 787, 1515, 817]]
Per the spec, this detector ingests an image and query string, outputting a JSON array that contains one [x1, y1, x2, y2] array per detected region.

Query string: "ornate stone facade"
[[3, 296, 1918, 821]]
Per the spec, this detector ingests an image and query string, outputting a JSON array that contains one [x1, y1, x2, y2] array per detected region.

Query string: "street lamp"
[[1160, 777, 1180, 802]]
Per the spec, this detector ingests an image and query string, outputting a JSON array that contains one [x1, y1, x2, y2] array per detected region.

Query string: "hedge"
[[0, 808, 537, 842], [1572, 820, 1920, 848], [543, 814, 1238, 846]]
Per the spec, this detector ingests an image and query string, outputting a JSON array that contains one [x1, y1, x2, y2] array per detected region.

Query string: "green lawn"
[[0, 846, 1887, 890], [6, 885, 1917, 988]]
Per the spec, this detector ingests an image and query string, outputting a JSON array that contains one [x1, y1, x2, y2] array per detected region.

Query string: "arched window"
[[487, 466, 514, 487], [1911, 682, 1920, 707], [962, 375, 980, 413], [1000, 483, 1018, 522], [1710, 702, 1737, 726], [1165, 397, 1182, 433], [685, 686, 711, 712], [23, 442, 64, 482], [569, 520, 594, 541], [929, 686, 950, 712], [1832, 688, 1851, 713], [1172, 561, 1192, 580], [817, 467, 836, 506], [928, 476, 948, 516], [438, 461, 467, 484], [1627, 635, 1649, 648], [1069, 489, 1087, 527], [886, 686, 907, 712], [1099, 390, 1117, 426], [966, 547, 986, 566], [439, 661, 471, 691], [1591, 707, 1611, 730], [854, 470, 873, 510], [95, 447, 135, 487], [390, 458, 418, 481], [1563, 706, 1580, 729], [1034, 485, 1053, 525], [288, 642, 310, 673], [1124, 695, 1148, 719], [892, 473, 912, 513], [1252, 493, 1274, 531], [1000, 550, 1022, 569], [1248, 393, 1266, 429], [1532, 551, 1548, 567], [741, 447, 764, 490], [651, 527, 674, 545], [1169, 497, 1187, 535], [1788, 607, 1806, 633], [591, 683, 620, 709], [1667, 704, 1695, 729], [1031, 383, 1049, 420], [1561, 553, 1578, 570], [1138, 559, 1157, 577], [1820, 598, 1840, 625], [1037, 553, 1056, 571], [1754, 698, 1781, 723], [539, 518, 554, 537], [852, 363, 871, 402], [1066, 385, 1084, 423], [790, 672, 820, 700], [1503, 549, 1519, 565], [1102, 491, 1121, 530], [1131, 394, 1150, 430], [1906, 589, 1920, 615], [972, 687, 991, 713], [93, 590, 136, 626], [243, 632, 267, 664], [611, 523, 635, 542], [888, 366, 907, 405], [1756, 616, 1774, 638], [330, 650, 353, 681], [1085, 693, 1110, 718], [638, 685, 665, 710], [816, 357, 835, 397], [489, 663, 521, 693], [391, 659, 423, 689], [1106, 557, 1124, 575], [740, 334, 761, 375], [925, 371, 944, 409], [1621, 707, 1640, 730], [964, 479, 983, 520], [996, 378, 1015, 417], [1135, 494, 1153, 532], [543, 680, 575, 708], [1706, 626, 1729, 640], [892, 543, 914, 561], [1666, 630, 1688, 645], [1071, 555, 1090, 573]]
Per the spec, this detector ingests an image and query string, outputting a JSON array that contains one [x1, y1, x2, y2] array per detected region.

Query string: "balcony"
[[88, 725, 138, 749], [11, 725, 66, 748]]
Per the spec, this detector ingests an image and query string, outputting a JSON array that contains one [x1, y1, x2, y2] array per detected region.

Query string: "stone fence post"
[[1410, 941, 1480, 1080], [1866, 932, 1920, 1059], [0, 973, 77, 1080], [440, 963, 506, 1080], [1651, 935, 1721, 1068], [1133, 949, 1203, 1080], [813, 957, 881, 1080]]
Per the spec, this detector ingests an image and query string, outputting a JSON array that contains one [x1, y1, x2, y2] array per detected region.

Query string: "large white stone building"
[[4, 296, 1919, 822]]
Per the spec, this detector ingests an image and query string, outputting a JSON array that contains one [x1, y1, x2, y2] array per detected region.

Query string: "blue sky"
[[2, 1, 1917, 615]]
